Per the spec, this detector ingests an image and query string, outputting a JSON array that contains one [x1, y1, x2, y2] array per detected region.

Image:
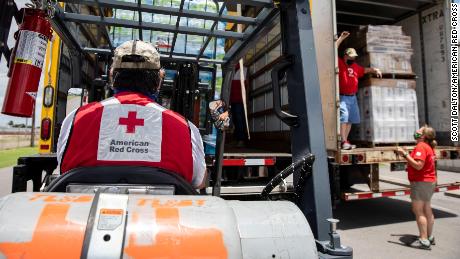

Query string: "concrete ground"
[[335, 168, 460, 259], [0, 166, 459, 259]]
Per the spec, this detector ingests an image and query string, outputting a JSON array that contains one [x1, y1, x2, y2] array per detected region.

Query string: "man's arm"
[[364, 67, 382, 78], [336, 31, 350, 48], [189, 122, 207, 189]]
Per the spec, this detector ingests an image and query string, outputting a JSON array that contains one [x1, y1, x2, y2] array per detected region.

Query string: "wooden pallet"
[[351, 140, 415, 148], [372, 73, 417, 79]]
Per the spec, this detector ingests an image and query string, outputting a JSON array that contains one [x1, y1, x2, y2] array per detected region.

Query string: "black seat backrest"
[[45, 166, 198, 195]]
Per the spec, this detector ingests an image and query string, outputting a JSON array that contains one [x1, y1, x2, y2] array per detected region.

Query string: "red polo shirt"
[[407, 142, 436, 182], [338, 57, 365, 95]]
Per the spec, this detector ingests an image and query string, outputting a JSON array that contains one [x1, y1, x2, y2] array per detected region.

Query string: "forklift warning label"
[[14, 30, 48, 68], [97, 209, 124, 230], [97, 104, 162, 162]]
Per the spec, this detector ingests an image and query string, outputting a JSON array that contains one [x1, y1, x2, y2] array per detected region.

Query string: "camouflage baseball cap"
[[344, 48, 358, 57], [112, 40, 160, 70]]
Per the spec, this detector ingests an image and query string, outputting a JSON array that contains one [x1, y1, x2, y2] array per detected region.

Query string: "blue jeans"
[[340, 95, 360, 124], [231, 102, 246, 141]]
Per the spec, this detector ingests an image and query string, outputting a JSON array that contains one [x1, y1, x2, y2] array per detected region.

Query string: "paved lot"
[[335, 168, 460, 259]]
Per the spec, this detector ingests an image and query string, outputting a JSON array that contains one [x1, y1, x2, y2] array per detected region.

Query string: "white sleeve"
[[56, 109, 77, 172], [189, 122, 206, 188]]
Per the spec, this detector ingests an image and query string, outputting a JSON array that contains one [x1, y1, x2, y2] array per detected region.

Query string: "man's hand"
[[218, 111, 229, 121], [336, 31, 350, 48], [365, 67, 383, 78], [339, 31, 350, 39], [373, 67, 382, 78]]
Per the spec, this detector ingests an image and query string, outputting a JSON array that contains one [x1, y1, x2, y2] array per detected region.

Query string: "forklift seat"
[[44, 166, 198, 195]]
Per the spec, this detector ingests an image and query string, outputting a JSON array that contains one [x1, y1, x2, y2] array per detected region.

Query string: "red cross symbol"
[[119, 111, 144, 133]]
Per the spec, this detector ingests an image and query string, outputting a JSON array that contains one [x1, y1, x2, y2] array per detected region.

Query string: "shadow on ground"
[[387, 234, 418, 247], [333, 197, 458, 230]]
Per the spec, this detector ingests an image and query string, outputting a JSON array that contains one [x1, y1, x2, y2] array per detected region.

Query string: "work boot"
[[409, 238, 431, 250]]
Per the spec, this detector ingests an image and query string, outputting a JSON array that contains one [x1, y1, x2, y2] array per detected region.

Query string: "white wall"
[[397, 3, 455, 144]]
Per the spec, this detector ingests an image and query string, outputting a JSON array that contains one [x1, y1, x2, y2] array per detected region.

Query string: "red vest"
[[60, 92, 193, 182]]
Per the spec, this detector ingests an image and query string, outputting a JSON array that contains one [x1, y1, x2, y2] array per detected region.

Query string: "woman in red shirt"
[[396, 126, 437, 250]]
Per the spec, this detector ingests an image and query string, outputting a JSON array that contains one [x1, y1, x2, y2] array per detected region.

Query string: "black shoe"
[[409, 239, 431, 250]]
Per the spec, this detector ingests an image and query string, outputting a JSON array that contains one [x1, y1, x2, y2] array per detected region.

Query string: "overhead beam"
[[336, 10, 395, 21], [82, 47, 225, 64], [223, 8, 279, 68], [337, 22, 360, 27], [83, 47, 112, 55], [163, 54, 225, 64], [338, 0, 417, 11], [58, 0, 256, 25], [215, 0, 273, 7], [61, 12, 244, 39]]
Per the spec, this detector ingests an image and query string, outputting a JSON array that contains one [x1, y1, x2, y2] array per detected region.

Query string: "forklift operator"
[[56, 40, 206, 189]]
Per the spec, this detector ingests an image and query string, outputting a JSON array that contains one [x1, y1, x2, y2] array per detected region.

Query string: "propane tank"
[[0, 193, 318, 258], [2, 8, 53, 117]]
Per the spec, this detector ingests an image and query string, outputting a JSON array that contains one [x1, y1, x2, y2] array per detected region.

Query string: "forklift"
[[0, 0, 352, 258]]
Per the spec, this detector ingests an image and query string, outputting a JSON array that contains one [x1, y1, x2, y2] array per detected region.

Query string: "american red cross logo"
[[119, 111, 144, 133]]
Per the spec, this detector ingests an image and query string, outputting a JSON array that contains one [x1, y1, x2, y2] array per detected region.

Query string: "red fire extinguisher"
[[2, 8, 53, 117]]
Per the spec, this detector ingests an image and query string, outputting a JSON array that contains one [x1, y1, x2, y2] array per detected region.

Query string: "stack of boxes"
[[350, 25, 419, 144], [356, 25, 413, 74]]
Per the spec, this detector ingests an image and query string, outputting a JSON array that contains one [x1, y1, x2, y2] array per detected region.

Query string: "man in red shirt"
[[337, 31, 382, 149]]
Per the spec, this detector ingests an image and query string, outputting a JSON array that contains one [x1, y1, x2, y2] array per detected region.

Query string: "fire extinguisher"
[[2, 8, 53, 117]]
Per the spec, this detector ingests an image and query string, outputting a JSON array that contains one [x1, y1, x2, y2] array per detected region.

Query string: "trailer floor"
[[334, 168, 460, 259]]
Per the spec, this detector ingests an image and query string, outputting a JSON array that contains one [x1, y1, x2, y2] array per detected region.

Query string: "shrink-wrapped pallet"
[[350, 78, 419, 144], [355, 25, 414, 74]]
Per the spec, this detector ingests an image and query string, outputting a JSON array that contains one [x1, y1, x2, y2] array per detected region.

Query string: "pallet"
[[350, 141, 415, 148], [372, 73, 417, 79]]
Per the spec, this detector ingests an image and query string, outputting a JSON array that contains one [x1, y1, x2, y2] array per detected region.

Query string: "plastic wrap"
[[350, 79, 419, 143]]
